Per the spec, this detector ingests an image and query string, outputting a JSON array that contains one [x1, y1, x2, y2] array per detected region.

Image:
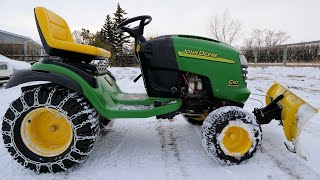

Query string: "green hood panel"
[[172, 35, 250, 103]]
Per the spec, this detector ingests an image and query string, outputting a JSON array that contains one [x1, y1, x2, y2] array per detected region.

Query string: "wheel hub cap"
[[221, 126, 253, 156], [20, 108, 73, 157]]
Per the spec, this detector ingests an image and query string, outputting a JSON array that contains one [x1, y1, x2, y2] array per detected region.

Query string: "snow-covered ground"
[[0, 66, 319, 180], [0, 55, 31, 70]]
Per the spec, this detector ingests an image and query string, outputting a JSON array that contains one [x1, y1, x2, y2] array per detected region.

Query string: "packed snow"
[[0, 66, 320, 180], [0, 55, 31, 70], [295, 103, 319, 160]]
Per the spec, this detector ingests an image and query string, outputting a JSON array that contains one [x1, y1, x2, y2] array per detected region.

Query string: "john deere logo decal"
[[178, 49, 235, 64]]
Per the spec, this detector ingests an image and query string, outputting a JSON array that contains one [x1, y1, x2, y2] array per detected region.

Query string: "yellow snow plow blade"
[[266, 82, 318, 159]]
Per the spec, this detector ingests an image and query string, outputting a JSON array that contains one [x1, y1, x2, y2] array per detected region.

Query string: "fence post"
[[283, 46, 288, 66], [254, 50, 258, 67]]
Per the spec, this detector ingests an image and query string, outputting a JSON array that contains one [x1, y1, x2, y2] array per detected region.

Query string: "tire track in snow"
[[261, 139, 320, 180], [261, 147, 301, 180], [156, 119, 189, 179], [98, 120, 132, 159], [82, 119, 130, 167]]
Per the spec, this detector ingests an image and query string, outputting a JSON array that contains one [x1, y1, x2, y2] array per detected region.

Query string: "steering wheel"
[[116, 15, 152, 42]]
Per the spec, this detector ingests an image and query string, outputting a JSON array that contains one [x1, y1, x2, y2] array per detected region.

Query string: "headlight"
[[239, 54, 248, 67]]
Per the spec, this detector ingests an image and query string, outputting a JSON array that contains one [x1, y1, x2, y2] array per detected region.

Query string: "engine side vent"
[[178, 35, 220, 43]]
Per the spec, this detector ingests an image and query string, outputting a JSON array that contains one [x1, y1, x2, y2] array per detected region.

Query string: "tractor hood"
[[172, 34, 250, 103], [172, 34, 242, 64]]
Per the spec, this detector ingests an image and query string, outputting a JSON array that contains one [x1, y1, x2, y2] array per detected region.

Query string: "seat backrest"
[[34, 6, 111, 62], [35, 6, 74, 47]]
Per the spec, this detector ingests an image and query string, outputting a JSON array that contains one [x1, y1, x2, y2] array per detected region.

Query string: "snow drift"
[[0, 55, 31, 70]]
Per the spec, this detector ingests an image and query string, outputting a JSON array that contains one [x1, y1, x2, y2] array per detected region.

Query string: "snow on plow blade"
[[266, 82, 318, 159]]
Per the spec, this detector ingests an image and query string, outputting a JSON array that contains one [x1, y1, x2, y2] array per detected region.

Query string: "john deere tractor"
[[2, 7, 318, 173]]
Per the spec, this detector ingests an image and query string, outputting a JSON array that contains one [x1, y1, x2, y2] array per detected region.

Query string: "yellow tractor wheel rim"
[[20, 108, 73, 157], [221, 126, 253, 155]]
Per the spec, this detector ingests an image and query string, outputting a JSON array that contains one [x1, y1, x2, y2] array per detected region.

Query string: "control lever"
[[133, 74, 142, 83]]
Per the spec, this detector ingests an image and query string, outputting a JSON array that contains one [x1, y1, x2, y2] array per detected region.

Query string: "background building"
[[0, 29, 43, 56]]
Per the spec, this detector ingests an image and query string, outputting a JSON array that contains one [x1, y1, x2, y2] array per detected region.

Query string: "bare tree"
[[265, 30, 290, 47], [243, 37, 254, 50], [72, 30, 84, 44], [276, 31, 290, 45], [72, 29, 95, 45], [208, 10, 242, 45], [252, 29, 265, 48], [243, 28, 290, 49]]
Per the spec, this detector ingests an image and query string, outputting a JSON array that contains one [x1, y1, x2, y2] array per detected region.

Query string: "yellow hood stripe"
[[178, 51, 235, 64]]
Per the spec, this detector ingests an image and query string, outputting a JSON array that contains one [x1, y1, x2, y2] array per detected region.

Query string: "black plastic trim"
[[177, 35, 220, 43], [42, 60, 98, 88], [139, 35, 179, 97], [5, 70, 83, 94]]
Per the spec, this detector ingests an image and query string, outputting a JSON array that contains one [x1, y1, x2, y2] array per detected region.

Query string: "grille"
[[241, 65, 248, 86]]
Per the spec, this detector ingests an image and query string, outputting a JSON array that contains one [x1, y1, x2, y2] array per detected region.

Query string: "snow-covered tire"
[[201, 106, 262, 165], [2, 84, 100, 173]]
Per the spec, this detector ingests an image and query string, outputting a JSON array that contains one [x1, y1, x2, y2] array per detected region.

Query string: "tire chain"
[[201, 106, 262, 165], [2, 85, 100, 173]]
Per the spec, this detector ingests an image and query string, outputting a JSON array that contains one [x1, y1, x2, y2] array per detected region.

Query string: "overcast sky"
[[1, 0, 320, 46]]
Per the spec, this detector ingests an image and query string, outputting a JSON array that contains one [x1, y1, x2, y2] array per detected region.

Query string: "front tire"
[[201, 106, 262, 165], [2, 85, 100, 173]]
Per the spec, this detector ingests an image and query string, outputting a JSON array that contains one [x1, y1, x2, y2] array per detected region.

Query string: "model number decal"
[[228, 80, 239, 87], [178, 49, 235, 64]]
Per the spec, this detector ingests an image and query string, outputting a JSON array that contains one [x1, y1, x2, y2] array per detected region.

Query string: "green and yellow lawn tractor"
[[2, 6, 318, 173]]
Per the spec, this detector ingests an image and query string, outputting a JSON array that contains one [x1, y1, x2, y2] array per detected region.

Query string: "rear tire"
[[2, 85, 100, 173], [201, 106, 262, 165]]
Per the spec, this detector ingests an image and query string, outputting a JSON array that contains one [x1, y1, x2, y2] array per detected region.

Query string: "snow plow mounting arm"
[[253, 94, 284, 125]]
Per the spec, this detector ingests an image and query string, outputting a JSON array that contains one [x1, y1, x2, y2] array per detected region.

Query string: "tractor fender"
[[5, 69, 83, 94]]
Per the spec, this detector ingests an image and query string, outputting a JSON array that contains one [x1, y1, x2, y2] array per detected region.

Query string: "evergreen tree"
[[101, 14, 115, 49], [113, 3, 130, 53], [92, 31, 112, 52]]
